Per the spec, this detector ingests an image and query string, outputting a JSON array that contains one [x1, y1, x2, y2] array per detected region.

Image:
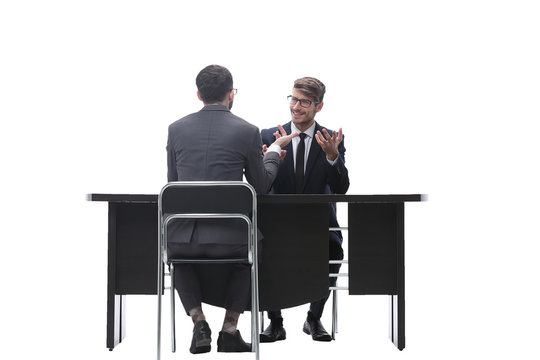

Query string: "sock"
[[222, 310, 240, 334], [189, 306, 206, 324]]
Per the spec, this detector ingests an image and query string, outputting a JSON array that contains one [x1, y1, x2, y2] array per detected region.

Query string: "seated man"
[[166, 64, 297, 354], [260, 77, 349, 342]]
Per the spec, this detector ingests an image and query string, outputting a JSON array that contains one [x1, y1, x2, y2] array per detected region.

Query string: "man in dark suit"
[[166, 65, 297, 354], [260, 77, 349, 342]]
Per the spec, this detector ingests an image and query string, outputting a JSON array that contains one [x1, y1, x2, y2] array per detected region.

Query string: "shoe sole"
[[259, 336, 275, 343], [190, 345, 211, 354], [190, 339, 211, 354], [260, 334, 286, 343], [303, 326, 332, 341], [217, 346, 252, 353]]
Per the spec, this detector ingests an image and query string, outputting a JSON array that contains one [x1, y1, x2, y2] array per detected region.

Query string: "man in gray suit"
[[166, 64, 297, 354]]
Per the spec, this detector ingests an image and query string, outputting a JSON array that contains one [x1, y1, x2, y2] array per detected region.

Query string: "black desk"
[[88, 193, 424, 351]]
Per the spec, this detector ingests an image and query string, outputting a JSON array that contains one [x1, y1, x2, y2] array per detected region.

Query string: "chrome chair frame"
[[157, 181, 260, 360], [329, 226, 349, 340]]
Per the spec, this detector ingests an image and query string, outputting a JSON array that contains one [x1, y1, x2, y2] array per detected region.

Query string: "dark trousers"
[[268, 232, 344, 320], [168, 241, 254, 315]]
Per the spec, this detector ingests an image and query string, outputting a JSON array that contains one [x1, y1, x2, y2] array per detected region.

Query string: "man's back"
[[168, 105, 278, 195], [166, 104, 280, 245]]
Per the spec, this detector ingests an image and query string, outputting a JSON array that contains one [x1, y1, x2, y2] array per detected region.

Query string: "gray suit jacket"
[[166, 104, 280, 245]]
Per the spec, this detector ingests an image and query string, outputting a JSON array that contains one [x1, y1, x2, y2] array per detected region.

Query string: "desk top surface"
[[87, 193, 426, 204]]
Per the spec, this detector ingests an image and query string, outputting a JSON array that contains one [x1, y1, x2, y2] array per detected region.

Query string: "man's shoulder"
[[261, 121, 291, 135], [168, 110, 200, 129], [169, 108, 250, 125], [314, 121, 333, 133], [228, 112, 257, 127], [261, 126, 278, 135], [169, 110, 262, 142]]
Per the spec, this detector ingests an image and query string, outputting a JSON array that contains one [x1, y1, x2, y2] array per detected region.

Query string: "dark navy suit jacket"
[[260, 121, 349, 245]]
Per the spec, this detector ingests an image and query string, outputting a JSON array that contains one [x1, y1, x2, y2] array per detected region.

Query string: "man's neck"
[[292, 121, 316, 136], [203, 99, 231, 110], [204, 101, 227, 107], [293, 121, 315, 133]]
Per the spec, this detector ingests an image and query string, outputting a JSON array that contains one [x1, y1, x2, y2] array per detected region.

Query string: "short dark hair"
[[293, 77, 326, 103], [196, 65, 233, 103]]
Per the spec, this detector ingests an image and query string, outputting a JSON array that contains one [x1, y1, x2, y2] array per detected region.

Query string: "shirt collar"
[[201, 104, 229, 111], [291, 122, 316, 138]]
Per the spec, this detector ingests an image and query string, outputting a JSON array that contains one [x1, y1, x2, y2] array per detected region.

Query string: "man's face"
[[289, 88, 322, 129]]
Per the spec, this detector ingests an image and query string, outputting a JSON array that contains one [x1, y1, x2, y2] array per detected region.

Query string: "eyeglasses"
[[230, 88, 238, 95], [287, 95, 318, 108]]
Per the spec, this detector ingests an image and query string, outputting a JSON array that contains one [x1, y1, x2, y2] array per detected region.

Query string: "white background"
[[1, 1, 539, 359]]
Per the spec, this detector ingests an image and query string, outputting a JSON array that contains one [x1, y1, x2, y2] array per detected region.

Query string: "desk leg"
[[389, 295, 404, 350], [389, 203, 405, 350], [107, 293, 126, 350], [107, 203, 126, 350]]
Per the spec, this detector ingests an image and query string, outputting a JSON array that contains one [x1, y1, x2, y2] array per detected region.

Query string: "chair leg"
[[332, 289, 338, 340], [251, 262, 260, 360], [157, 255, 163, 360], [170, 264, 176, 353]]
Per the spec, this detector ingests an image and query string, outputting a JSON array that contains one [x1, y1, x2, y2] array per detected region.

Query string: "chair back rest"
[[159, 181, 256, 216]]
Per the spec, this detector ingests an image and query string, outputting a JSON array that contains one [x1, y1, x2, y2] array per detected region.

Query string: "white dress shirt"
[[291, 122, 337, 174]]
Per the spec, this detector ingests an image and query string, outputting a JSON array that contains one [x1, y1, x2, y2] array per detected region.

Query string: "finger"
[[315, 132, 325, 146], [318, 130, 328, 142], [273, 130, 281, 139], [277, 124, 287, 137], [322, 128, 332, 140], [337, 128, 343, 142], [262, 144, 267, 153]]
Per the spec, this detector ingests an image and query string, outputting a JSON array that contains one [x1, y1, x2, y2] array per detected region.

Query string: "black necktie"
[[295, 133, 307, 193]]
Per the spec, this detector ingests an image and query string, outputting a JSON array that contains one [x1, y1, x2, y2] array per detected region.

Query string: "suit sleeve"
[[327, 136, 349, 194], [244, 127, 280, 194], [166, 129, 178, 182]]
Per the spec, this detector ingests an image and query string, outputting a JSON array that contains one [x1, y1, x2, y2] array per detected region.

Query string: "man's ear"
[[197, 91, 203, 101], [316, 101, 324, 112]]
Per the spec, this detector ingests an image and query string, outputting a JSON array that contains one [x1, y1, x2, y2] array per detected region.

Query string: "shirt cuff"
[[267, 144, 282, 154], [327, 156, 338, 166]]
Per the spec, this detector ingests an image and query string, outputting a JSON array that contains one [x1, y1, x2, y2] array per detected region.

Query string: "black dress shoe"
[[260, 317, 286, 342], [303, 312, 332, 342], [190, 320, 212, 354], [217, 330, 252, 352]]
